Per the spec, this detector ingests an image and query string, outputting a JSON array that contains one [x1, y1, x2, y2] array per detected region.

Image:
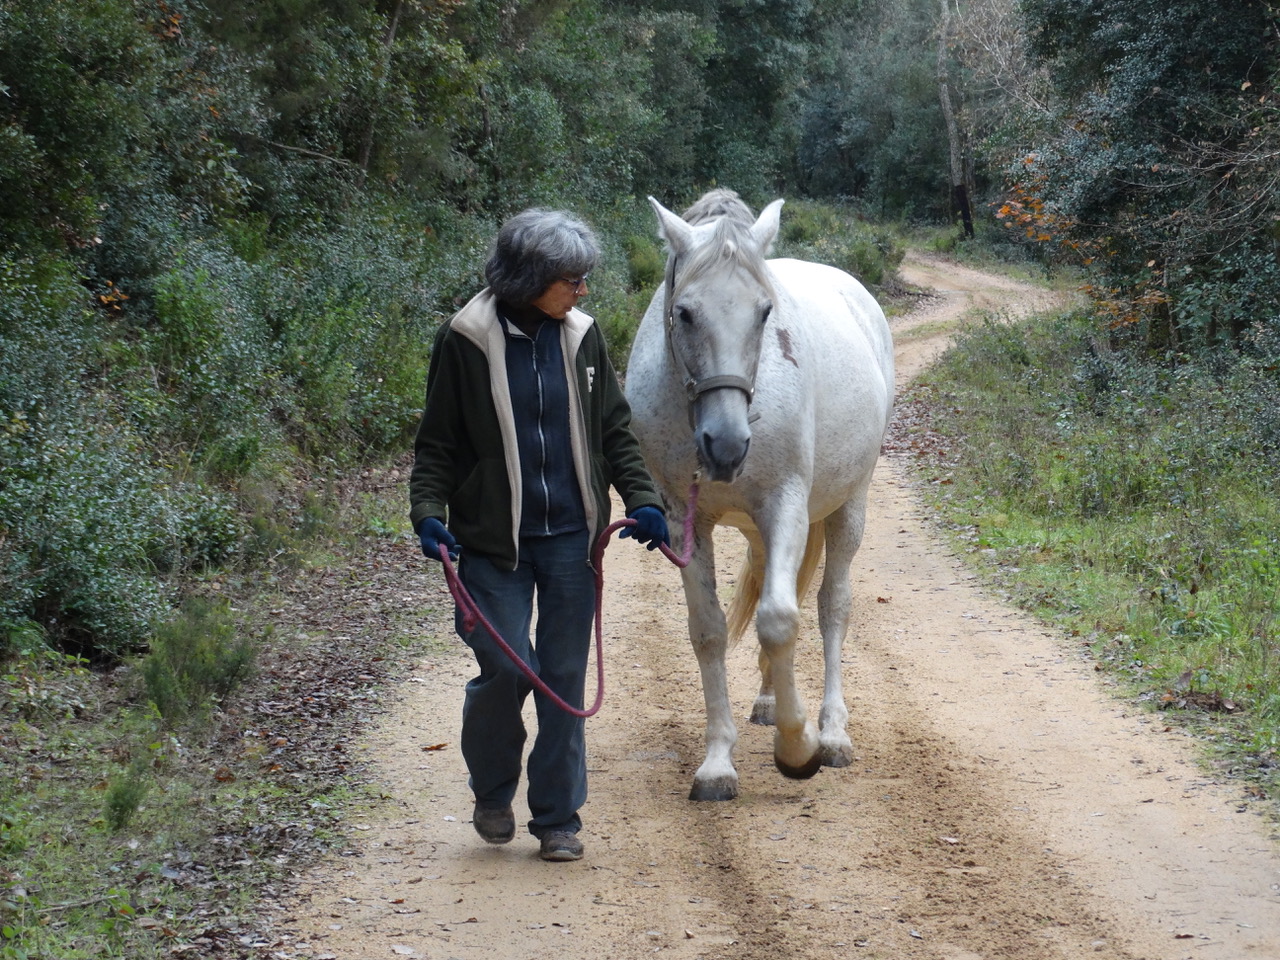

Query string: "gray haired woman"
[[408, 207, 669, 862]]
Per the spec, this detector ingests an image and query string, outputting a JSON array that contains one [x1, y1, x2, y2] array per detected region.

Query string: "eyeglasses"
[[557, 273, 590, 294]]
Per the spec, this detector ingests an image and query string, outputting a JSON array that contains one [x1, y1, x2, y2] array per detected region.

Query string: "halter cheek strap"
[[663, 253, 759, 429]]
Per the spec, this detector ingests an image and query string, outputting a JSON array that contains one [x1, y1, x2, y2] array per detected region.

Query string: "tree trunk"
[[937, 0, 974, 238], [356, 0, 405, 187]]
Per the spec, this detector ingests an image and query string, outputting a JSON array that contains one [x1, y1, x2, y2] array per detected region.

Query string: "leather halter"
[[663, 253, 760, 429]]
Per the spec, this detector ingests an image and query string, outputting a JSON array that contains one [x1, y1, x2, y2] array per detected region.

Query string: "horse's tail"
[[726, 522, 826, 648]]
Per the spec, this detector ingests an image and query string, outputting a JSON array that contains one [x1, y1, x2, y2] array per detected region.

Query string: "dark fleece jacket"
[[409, 288, 663, 570]]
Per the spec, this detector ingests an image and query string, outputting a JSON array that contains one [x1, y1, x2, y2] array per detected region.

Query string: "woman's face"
[[531, 273, 589, 319]]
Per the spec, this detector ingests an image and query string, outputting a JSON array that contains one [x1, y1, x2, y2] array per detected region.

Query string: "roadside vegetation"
[[899, 297, 1280, 796], [0, 471, 444, 959]]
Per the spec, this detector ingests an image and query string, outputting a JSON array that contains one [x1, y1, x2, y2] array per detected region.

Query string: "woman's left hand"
[[620, 506, 670, 550]]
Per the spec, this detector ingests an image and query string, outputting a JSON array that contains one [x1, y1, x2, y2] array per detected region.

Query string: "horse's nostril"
[[699, 431, 751, 479]]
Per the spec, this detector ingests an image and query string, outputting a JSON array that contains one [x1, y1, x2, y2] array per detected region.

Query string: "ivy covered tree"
[[1015, 0, 1280, 347]]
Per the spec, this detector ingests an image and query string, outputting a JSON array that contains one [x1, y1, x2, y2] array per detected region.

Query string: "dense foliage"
[[1009, 0, 1280, 347], [1, 0, 1277, 671], [0, 0, 925, 662]]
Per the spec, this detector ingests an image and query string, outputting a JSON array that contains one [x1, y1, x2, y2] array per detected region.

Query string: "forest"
[[3, 0, 1277, 661], [2, 0, 1279, 954]]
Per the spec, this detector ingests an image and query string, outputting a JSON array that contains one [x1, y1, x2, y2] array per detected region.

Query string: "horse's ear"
[[649, 195, 694, 255], [751, 199, 785, 254]]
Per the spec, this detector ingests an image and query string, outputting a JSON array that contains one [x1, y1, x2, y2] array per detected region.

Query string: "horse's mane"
[[682, 188, 755, 227], [675, 189, 776, 299]]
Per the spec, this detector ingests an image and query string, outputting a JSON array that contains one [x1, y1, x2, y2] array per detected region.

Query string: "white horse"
[[625, 189, 894, 801]]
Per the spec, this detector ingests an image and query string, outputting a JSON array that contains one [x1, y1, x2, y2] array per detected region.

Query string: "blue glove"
[[417, 517, 459, 562], [620, 506, 669, 551]]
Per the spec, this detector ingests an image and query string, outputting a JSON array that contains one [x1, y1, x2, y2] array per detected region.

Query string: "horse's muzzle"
[[696, 431, 750, 482]]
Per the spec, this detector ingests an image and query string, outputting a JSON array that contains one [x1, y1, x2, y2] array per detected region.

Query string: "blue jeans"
[[455, 529, 595, 837]]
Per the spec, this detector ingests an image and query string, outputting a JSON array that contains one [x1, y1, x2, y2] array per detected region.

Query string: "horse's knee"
[[690, 632, 729, 665], [755, 602, 800, 647]]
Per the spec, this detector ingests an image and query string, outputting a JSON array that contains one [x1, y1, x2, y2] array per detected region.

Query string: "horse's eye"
[[678, 306, 694, 325], [760, 303, 773, 324]]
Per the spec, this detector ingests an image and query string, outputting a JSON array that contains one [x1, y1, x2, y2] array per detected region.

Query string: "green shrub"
[[623, 234, 664, 290], [594, 285, 656, 375], [1171, 245, 1280, 351], [1, 416, 166, 656], [0, 255, 249, 659], [102, 758, 151, 832], [0, 642, 91, 721], [780, 202, 841, 244], [145, 244, 278, 476], [139, 597, 256, 725], [257, 209, 449, 457], [923, 223, 968, 254], [0, 405, 247, 658], [920, 308, 1280, 757], [774, 201, 904, 290]]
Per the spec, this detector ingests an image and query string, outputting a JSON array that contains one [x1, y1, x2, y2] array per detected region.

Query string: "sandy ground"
[[275, 254, 1280, 960]]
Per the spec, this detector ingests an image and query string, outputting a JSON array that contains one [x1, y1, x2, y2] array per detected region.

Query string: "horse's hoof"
[[689, 777, 739, 802], [818, 742, 854, 768], [775, 752, 823, 780], [749, 697, 776, 726]]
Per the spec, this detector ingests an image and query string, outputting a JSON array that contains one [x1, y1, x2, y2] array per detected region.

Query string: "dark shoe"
[[472, 803, 515, 844], [538, 830, 584, 862]]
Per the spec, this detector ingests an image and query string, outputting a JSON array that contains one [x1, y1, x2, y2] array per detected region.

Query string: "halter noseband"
[[663, 253, 760, 429]]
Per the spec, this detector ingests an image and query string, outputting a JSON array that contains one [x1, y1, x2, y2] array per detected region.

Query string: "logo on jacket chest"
[[587, 366, 595, 393]]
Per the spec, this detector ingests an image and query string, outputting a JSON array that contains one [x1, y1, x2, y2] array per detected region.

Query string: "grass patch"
[[900, 310, 1280, 802]]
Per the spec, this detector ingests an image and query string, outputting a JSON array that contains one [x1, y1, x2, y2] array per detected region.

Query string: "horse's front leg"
[[758, 504, 821, 780], [680, 523, 739, 801]]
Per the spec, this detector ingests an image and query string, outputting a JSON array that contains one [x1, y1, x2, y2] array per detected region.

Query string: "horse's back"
[[768, 258, 894, 390], [764, 258, 894, 431]]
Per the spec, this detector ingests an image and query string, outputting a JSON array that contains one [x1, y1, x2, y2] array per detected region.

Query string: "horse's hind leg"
[[682, 524, 740, 801], [815, 497, 865, 768], [743, 537, 776, 725], [750, 646, 775, 725]]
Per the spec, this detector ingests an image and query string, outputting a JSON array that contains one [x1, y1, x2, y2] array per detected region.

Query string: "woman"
[[409, 208, 669, 862]]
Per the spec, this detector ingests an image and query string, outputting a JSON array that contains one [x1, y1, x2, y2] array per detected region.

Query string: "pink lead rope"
[[436, 482, 699, 718]]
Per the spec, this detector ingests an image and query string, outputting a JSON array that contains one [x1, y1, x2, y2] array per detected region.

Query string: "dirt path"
[[276, 254, 1280, 960]]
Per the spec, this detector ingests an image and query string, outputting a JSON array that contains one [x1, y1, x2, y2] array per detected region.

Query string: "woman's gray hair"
[[484, 208, 600, 306]]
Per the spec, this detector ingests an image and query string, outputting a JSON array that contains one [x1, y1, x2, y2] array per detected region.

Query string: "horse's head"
[[649, 192, 783, 483]]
